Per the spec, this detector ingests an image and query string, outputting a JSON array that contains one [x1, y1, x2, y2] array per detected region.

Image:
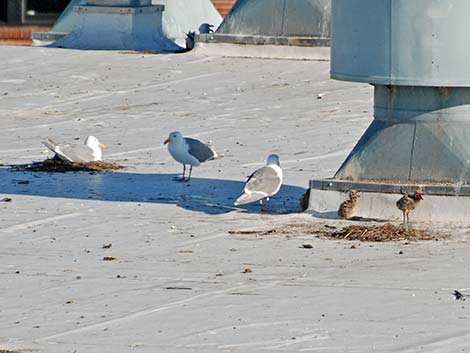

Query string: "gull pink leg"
[[176, 164, 186, 182]]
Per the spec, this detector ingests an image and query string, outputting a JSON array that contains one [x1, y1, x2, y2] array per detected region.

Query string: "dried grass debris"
[[102, 256, 117, 261], [230, 223, 440, 242], [228, 229, 290, 236], [320, 223, 437, 242], [11, 158, 125, 173]]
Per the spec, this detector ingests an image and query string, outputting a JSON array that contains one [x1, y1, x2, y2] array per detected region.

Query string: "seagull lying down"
[[235, 154, 283, 209], [164, 131, 222, 182], [43, 136, 105, 163]]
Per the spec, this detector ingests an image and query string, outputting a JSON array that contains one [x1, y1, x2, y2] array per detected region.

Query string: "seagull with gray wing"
[[43, 136, 105, 163], [164, 131, 221, 182], [235, 154, 283, 210]]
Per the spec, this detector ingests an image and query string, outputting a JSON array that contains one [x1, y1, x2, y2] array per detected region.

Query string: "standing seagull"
[[43, 136, 105, 163], [396, 188, 424, 224], [164, 131, 221, 182], [235, 154, 283, 210]]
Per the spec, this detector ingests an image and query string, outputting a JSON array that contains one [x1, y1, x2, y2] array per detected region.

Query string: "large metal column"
[[335, 85, 470, 184], [309, 0, 470, 222]]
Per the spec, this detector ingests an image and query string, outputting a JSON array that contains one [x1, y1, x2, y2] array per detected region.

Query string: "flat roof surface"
[[1, 46, 469, 353]]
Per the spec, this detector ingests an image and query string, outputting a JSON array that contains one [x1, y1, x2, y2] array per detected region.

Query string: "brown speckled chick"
[[396, 189, 424, 224], [338, 190, 360, 220]]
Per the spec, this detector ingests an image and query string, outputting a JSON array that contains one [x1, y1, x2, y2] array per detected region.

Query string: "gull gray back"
[[186, 138, 217, 163]]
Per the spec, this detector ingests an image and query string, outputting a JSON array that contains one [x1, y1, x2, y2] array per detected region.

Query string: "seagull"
[[163, 131, 221, 182], [235, 154, 283, 210], [396, 188, 424, 224], [43, 136, 105, 163]]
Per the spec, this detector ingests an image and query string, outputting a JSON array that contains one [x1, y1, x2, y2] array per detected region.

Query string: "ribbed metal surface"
[[197, 33, 329, 47], [331, 0, 470, 86], [49, 3, 181, 51], [334, 85, 470, 184], [50, 0, 83, 32], [310, 179, 470, 196], [42, 0, 221, 44], [74, 5, 163, 14], [216, 0, 330, 37]]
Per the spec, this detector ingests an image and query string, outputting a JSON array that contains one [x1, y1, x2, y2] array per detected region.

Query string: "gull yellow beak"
[[163, 138, 170, 145], [99, 143, 106, 149]]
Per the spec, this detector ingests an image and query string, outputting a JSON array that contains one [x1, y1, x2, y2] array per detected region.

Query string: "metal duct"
[[49, 1, 182, 51], [331, 0, 470, 184], [32, 0, 221, 46], [331, 0, 470, 86]]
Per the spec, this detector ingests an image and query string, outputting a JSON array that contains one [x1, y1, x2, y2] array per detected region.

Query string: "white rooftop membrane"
[[0, 46, 468, 353]]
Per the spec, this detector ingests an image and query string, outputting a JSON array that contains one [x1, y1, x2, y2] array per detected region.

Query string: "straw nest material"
[[320, 223, 436, 242], [11, 158, 125, 173], [229, 223, 440, 242]]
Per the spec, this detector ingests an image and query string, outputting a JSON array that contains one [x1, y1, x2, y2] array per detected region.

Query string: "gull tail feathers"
[[43, 138, 59, 152], [205, 141, 224, 160], [211, 152, 224, 160], [234, 192, 265, 206]]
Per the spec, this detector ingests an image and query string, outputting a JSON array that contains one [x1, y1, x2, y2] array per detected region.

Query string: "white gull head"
[[266, 154, 280, 167], [84, 135, 105, 161], [164, 131, 183, 145]]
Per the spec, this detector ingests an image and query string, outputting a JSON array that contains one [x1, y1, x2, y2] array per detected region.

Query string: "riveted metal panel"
[[335, 85, 470, 184], [50, 3, 181, 51], [331, 0, 390, 84], [411, 122, 470, 183], [217, 0, 284, 35], [332, 0, 470, 86], [283, 0, 330, 37], [50, 0, 83, 32], [390, 0, 470, 86], [216, 0, 330, 38], [310, 179, 470, 196], [334, 120, 415, 181]]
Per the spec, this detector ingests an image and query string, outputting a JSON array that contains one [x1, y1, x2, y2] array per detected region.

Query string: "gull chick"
[[164, 131, 221, 182], [43, 136, 105, 163], [235, 154, 283, 210], [396, 188, 424, 224], [338, 190, 360, 220]]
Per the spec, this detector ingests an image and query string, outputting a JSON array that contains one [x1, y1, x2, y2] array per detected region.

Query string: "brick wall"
[[0, 26, 50, 46], [211, 0, 236, 17]]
